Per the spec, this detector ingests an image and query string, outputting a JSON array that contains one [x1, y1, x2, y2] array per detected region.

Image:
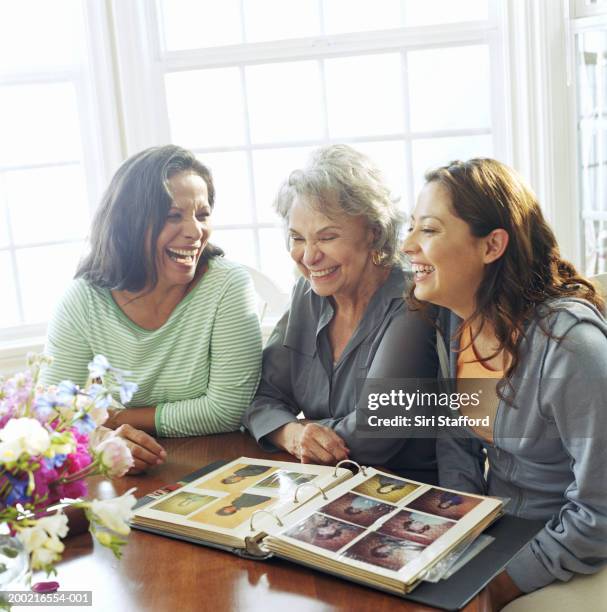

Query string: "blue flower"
[[4, 473, 30, 506], [33, 404, 54, 422], [35, 393, 66, 411], [45, 454, 67, 469], [88, 355, 110, 379], [118, 381, 138, 405], [56, 381, 81, 402], [88, 385, 112, 409], [72, 413, 96, 435]]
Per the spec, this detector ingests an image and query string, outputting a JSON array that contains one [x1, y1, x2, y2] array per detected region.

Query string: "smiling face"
[[288, 195, 377, 300], [401, 182, 487, 318], [154, 171, 211, 290]]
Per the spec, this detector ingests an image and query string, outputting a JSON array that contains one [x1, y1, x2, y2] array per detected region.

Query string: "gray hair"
[[274, 144, 404, 265]]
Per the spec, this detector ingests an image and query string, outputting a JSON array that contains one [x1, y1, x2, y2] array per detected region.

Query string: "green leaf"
[[2, 546, 18, 558], [0, 563, 6, 573]]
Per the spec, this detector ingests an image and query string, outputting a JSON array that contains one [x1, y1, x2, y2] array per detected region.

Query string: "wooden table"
[[39, 432, 485, 612]]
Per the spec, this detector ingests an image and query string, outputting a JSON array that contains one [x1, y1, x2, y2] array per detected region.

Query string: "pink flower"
[[95, 436, 133, 478], [57, 479, 88, 499], [32, 463, 59, 506]]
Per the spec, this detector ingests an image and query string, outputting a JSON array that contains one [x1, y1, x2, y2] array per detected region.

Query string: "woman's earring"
[[372, 250, 387, 266]]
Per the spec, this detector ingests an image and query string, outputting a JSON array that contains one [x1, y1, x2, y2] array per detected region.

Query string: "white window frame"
[[569, 6, 607, 274], [1, 0, 585, 373], [0, 0, 123, 369], [110, 0, 511, 282]]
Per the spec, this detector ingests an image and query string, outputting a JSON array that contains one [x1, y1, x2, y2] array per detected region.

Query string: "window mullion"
[[239, 64, 262, 271], [400, 49, 415, 214]]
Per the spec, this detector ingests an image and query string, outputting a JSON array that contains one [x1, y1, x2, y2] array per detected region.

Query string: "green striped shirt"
[[40, 258, 263, 437]]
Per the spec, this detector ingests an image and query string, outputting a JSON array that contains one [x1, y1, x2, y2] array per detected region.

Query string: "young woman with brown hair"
[[402, 158, 607, 610]]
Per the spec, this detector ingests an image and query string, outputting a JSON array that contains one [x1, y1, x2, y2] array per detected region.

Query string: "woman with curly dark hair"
[[402, 158, 607, 610]]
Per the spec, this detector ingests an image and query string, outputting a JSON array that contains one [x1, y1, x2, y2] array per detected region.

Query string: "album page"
[[263, 468, 502, 593], [132, 457, 352, 549]]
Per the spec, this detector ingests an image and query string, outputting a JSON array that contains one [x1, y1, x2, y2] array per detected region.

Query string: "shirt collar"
[[316, 265, 407, 345]]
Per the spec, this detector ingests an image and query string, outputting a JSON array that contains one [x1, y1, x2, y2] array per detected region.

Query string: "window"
[[2, 0, 512, 353], [116, 0, 504, 292], [574, 17, 607, 275], [0, 0, 119, 341]]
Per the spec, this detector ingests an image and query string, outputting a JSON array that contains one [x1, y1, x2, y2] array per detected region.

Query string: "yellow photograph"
[[195, 463, 278, 494], [353, 475, 420, 504], [189, 492, 276, 529], [150, 492, 219, 516]]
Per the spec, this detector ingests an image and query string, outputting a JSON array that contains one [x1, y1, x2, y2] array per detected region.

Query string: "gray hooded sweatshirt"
[[436, 298, 607, 593]]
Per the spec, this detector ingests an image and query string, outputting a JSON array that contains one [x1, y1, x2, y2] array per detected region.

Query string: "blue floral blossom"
[[118, 381, 138, 405], [4, 473, 30, 506], [72, 413, 96, 435], [35, 393, 67, 412], [88, 355, 110, 379], [88, 384, 112, 409], [45, 454, 67, 469], [56, 381, 81, 403]]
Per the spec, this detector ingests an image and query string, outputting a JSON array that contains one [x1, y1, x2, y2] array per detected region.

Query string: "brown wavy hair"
[[410, 158, 604, 381]]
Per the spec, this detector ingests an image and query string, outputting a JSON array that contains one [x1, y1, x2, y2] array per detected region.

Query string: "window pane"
[[17, 242, 83, 324], [0, 252, 20, 327], [0, 184, 9, 248], [243, 0, 320, 43], [199, 152, 253, 226], [408, 45, 491, 132], [165, 68, 246, 148], [259, 228, 297, 292], [325, 54, 404, 138], [323, 0, 403, 35], [0, 0, 84, 73], [580, 127, 607, 215], [252, 147, 315, 224], [350, 140, 408, 209], [4, 165, 89, 245], [585, 219, 607, 276], [211, 229, 257, 265], [158, 0, 242, 51], [246, 61, 324, 143], [0, 83, 82, 167], [411, 134, 493, 198], [404, 0, 488, 27]]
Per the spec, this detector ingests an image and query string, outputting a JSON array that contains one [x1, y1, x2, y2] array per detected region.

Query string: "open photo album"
[[131, 457, 353, 555], [132, 457, 503, 596]]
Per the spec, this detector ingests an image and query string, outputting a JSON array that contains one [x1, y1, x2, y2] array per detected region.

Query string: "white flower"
[[0, 417, 50, 457], [95, 435, 133, 478], [31, 546, 60, 569], [36, 512, 69, 540], [0, 440, 22, 463], [17, 512, 68, 570], [89, 489, 137, 536]]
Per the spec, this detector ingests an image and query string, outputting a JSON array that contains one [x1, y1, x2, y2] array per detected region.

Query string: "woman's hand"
[[272, 422, 349, 465], [114, 424, 167, 475]]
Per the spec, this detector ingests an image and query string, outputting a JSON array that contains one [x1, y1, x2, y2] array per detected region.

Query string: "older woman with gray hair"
[[243, 145, 438, 483]]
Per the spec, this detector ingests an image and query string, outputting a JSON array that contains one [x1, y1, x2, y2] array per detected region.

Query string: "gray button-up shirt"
[[242, 267, 438, 483]]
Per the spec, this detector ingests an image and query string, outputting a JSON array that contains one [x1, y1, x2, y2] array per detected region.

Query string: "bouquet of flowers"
[[0, 354, 138, 577]]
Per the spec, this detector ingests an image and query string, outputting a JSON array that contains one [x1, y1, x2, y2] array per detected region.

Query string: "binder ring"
[[249, 509, 284, 532], [333, 460, 367, 478], [293, 483, 328, 503]]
